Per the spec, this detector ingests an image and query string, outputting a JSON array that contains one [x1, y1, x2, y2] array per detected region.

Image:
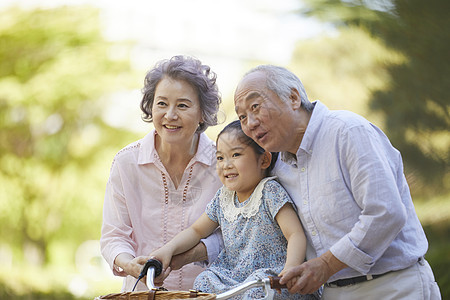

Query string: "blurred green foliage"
[[0, 5, 139, 296], [301, 0, 450, 195], [291, 26, 402, 118]]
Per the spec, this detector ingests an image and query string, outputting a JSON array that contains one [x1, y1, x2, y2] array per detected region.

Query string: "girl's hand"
[[149, 250, 171, 272], [153, 264, 172, 286], [148, 250, 174, 286], [279, 265, 300, 292]]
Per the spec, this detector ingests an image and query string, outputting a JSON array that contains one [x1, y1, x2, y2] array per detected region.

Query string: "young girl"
[[150, 120, 320, 299]]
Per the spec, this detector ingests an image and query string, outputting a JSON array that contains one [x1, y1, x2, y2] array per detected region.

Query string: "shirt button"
[[311, 230, 317, 236], [303, 200, 308, 205], [301, 167, 306, 172]]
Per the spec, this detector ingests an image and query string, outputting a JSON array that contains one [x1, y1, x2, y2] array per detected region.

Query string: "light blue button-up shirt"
[[273, 101, 428, 282]]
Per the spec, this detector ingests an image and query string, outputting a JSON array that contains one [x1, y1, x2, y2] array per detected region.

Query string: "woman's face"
[[152, 77, 203, 146]]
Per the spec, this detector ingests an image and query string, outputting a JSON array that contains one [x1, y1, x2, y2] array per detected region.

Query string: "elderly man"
[[165, 65, 441, 299]]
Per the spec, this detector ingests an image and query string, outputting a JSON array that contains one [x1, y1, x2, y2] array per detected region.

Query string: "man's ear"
[[290, 88, 301, 110], [261, 151, 272, 169]]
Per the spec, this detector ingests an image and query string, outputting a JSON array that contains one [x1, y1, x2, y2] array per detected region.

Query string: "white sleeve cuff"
[[198, 228, 223, 267], [330, 235, 375, 274]]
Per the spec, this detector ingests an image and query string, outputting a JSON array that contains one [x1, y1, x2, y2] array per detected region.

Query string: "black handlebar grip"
[[269, 276, 287, 290], [140, 258, 163, 278]]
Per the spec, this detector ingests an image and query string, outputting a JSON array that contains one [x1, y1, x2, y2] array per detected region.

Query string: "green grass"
[[423, 222, 450, 298]]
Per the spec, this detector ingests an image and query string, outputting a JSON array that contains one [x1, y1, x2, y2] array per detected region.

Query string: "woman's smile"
[[164, 124, 182, 130]]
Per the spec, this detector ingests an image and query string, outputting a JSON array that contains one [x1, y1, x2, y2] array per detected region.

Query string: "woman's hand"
[[114, 253, 147, 279]]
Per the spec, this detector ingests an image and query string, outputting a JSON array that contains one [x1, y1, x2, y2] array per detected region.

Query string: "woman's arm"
[[101, 159, 140, 278]]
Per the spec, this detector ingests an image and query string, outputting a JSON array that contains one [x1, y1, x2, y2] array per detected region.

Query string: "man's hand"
[[279, 250, 347, 294], [170, 242, 208, 270]]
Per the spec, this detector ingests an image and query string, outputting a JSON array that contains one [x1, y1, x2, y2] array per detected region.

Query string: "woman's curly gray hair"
[[140, 55, 222, 133]]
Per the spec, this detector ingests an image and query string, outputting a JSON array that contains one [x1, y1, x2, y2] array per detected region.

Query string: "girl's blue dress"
[[193, 177, 320, 299]]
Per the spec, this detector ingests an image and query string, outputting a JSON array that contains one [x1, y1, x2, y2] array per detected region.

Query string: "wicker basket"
[[94, 289, 216, 300]]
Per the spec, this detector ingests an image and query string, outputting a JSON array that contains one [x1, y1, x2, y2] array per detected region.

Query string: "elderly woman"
[[100, 55, 223, 292]]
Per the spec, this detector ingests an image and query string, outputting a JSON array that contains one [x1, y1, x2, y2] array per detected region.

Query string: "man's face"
[[234, 71, 294, 153]]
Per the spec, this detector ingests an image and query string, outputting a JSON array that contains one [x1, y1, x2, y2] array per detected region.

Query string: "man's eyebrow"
[[245, 92, 261, 101], [235, 92, 261, 112]]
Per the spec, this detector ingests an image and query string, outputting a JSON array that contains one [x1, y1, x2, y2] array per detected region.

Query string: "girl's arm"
[[150, 213, 218, 274], [275, 203, 307, 272]]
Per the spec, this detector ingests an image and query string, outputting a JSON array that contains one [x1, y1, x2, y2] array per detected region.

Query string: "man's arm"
[[170, 228, 223, 270], [170, 242, 208, 270]]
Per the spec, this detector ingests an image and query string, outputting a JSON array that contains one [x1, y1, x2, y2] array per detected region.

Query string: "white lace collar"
[[220, 176, 277, 222]]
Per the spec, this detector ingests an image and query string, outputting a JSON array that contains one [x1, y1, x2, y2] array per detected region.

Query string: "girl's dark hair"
[[216, 120, 279, 174], [140, 55, 221, 133]]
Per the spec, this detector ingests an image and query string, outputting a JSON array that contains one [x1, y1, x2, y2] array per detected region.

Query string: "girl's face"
[[216, 131, 270, 202], [152, 77, 203, 146]]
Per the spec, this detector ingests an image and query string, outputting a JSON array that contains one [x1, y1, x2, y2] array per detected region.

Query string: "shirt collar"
[[137, 129, 216, 167], [299, 100, 327, 153], [194, 132, 217, 166]]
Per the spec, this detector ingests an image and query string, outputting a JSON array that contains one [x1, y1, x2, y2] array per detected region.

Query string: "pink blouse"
[[101, 130, 222, 292]]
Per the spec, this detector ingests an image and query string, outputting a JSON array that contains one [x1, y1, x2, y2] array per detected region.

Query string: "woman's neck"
[[155, 133, 199, 188], [156, 133, 199, 165]]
